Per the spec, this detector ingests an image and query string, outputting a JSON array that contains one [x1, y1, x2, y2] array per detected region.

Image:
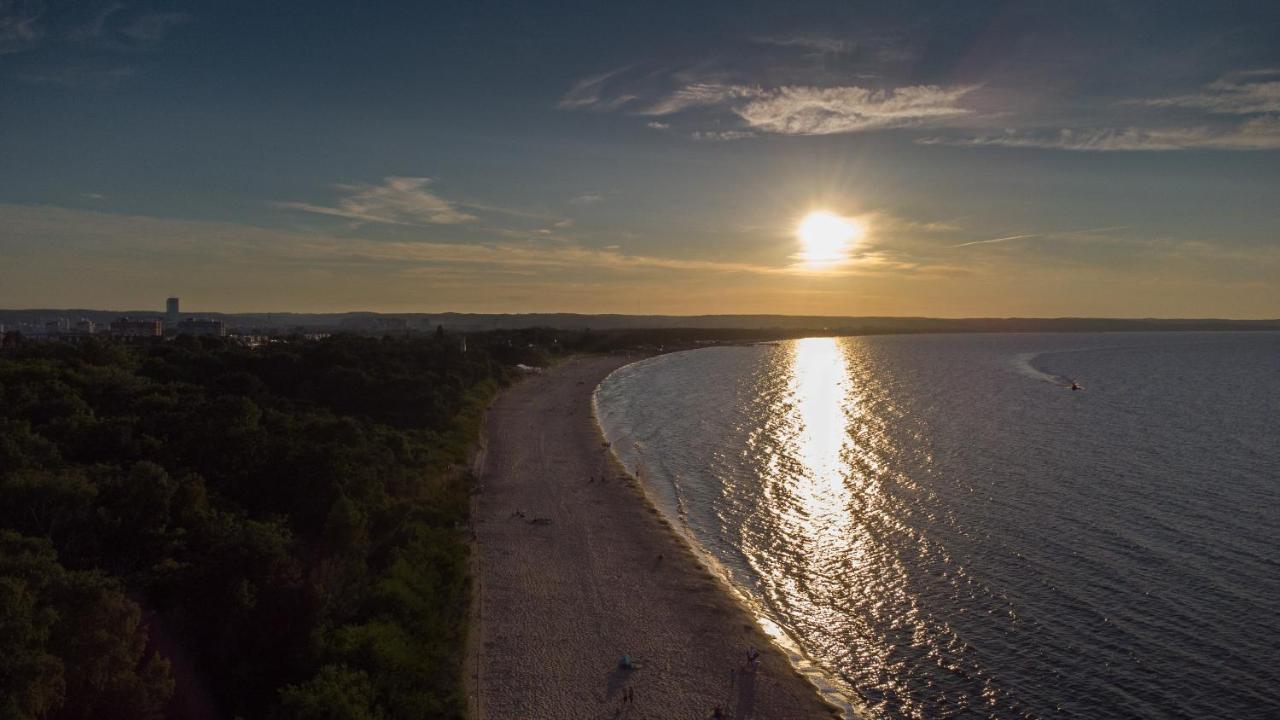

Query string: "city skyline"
[[3, 1, 1279, 317]]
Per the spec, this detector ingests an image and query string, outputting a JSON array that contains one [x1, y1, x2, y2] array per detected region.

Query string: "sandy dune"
[[469, 355, 835, 719]]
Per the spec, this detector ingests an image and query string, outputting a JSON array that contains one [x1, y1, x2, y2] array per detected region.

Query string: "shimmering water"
[[594, 332, 1280, 719]]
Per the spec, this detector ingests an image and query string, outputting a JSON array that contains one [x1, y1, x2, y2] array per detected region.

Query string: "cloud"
[[920, 118, 1280, 151], [275, 177, 477, 226], [2, 203, 944, 291], [1134, 70, 1280, 115], [733, 84, 976, 135], [914, 71, 1279, 153], [569, 193, 603, 206], [71, 2, 124, 41], [320, 238, 794, 276], [952, 233, 1039, 248], [18, 3, 192, 52], [951, 226, 1128, 248], [74, 7, 192, 49], [690, 130, 756, 141], [557, 67, 637, 111], [750, 33, 915, 65], [752, 35, 853, 55], [117, 12, 191, 44], [641, 82, 758, 116], [0, 0, 42, 54], [645, 121, 670, 130], [18, 64, 135, 87], [564, 69, 977, 137]]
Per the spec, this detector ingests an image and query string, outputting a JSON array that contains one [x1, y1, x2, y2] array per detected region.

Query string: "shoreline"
[[592, 352, 861, 718], [470, 354, 837, 719]]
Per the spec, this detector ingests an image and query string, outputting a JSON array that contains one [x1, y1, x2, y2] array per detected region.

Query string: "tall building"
[[166, 297, 180, 326]]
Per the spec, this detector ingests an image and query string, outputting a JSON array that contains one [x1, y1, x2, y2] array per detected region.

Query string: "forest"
[[0, 332, 520, 719]]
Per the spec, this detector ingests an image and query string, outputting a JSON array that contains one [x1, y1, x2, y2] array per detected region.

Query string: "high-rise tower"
[[166, 297, 179, 326]]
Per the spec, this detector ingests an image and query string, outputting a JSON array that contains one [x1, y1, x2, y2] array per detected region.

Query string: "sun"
[[796, 211, 863, 266]]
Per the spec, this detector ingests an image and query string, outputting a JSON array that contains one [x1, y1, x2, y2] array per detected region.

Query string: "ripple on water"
[[595, 333, 1280, 719]]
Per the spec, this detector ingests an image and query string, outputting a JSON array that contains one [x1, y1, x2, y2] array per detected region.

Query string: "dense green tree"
[[276, 665, 385, 720], [0, 335, 512, 717], [0, 531, 173, 720]]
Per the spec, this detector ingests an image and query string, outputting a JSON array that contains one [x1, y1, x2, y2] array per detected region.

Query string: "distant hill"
[[2, 308, 1278, 334]]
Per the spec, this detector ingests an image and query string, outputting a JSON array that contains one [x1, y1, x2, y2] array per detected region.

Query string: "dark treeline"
[[0, 332, 528, 719], [0, 324, 849, 719], [7, 308, 1280, 334]]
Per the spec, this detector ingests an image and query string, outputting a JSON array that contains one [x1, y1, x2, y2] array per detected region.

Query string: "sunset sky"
[[2, 1, 1278, 317]]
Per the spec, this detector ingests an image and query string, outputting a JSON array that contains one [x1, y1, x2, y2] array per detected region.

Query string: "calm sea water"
[[594, 332, 1280, 719]]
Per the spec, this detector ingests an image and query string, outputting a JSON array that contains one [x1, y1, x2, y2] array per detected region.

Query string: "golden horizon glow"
[[796, 211, 864, 267]]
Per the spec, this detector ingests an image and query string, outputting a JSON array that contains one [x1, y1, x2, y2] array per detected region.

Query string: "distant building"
[[73, 318, 95, 336], [166, 297, 180, 326], [175, 318, 225, 337], [111, 317, 164, 337], [45, 318, 71, 336]]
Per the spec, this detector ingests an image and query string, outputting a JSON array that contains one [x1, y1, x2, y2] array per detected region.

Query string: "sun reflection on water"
[[602, 337, 1063, 718], [754, 337, 943, 718], [783, 337, 857, 555]]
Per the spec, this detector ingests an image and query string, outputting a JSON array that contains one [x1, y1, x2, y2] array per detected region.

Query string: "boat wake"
[[1013, 352, 1074, 387]]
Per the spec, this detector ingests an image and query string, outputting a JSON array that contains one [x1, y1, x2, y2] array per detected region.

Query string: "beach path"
[[470, 355, 835, 719]]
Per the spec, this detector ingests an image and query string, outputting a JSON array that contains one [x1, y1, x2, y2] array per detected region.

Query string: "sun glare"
[[797, 211, 862, 266]]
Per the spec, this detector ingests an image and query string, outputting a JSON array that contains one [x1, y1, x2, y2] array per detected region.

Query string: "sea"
[[593, 332, 1280, 719]]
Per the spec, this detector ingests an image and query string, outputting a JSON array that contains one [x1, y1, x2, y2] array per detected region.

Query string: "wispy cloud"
[[71, 6, 192, 49], [569, 193, 603, 206], [117, 12, 191, 45], [18, 63, 135, 87], [1133, 70, 1280, 115], [952, 233, 1040, 248], [951, 226, 1128, 248], [752, 35, 853, 55], [557, 67, 638, 111], [734, 84, 975, 135], [641, 82, 758, 116], [920, 118, 1280, 151], [70, 2, 124, 41], [690, 130, 756, 141], [921, 70, 1280, 152], [562, 68, 977, 137], [0, 0, 42, 54], [275, 177, 477, 226], [5, 3, 191, 89]]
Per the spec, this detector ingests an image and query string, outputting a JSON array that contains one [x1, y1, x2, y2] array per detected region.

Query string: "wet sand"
[[469, 355, 835, 719]]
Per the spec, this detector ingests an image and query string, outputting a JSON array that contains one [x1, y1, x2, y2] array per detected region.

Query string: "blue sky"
[[2, 0, 1278, 316]]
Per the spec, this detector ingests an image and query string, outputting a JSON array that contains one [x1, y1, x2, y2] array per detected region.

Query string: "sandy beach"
[[469, 354, 836, 719]]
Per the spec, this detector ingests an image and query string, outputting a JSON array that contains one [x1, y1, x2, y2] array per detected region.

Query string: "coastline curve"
[[593, 348, 863, 719]]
